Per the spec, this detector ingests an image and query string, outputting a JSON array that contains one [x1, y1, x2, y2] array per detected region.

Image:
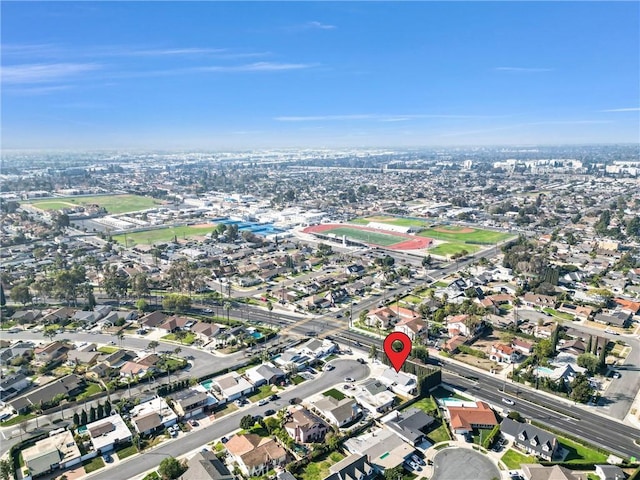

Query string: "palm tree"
[[174, 347, 182, 357], [266, 301, 273, 322], [116, 332, 125, 346], [148, 340, 159, 353], [174, 330, 187, 345], [223, 301, 231, 324], [43, 329, 57, 343]]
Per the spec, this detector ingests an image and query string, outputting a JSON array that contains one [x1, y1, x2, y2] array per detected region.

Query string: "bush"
[[482, 424, 500, 449], [458, 345, 487, 359]]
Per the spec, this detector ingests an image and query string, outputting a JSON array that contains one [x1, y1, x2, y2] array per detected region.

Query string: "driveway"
[[431, 448, 501, 480]]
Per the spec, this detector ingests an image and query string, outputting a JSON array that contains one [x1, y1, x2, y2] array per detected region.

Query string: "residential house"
[[299, 338, 337, 358], [446, 314, 472, 337], [211, 372, 254, 402], [534, 321, 558, 339], [383, 407, 435, 446], [11, 310, 42, 325], [444, 335, 467, 354], [614, 298, 640, 317], [366, 306, 418, 330], [85, 413, 133, 453], [168, 389, 209, 419], [130, 397, 178, 436], [119, 360, 156, 378], [0, 373, 31, 401], [66, 349, 101, 366], [138, 311, 168, 330], [379, 368, 418, 396], [394, 317, 427, 342], [225, 433, 287, 477], [21, 430, 81, 478], [520, 464, 585, 480], [444, 401, 498, 434], [244, 362, 286, 387], [284, 407, 329, 444], [558, 340, 586, 357], [0, 341, 34, 367], [500, 418, 558, 461], [356, 378, 396, 414], [180, 451, 234, 480], [594, 464, 626, 480], [343, 428, 414, 473], [522, 293, 557, 308], [558, 304, 593, 321], [191, 322, 224, 344], [34, 341, 69, 364], [41, 307, 74, 325], [103, 350, 135, 368], [324, 454, 376, 480], [511, 338, 534, 355], [594, 311, 631, 328], [10, 374, 84, 413], [158, 316, 193, 334], [311, 396, 360, 428], [489, 343, 519, 364]]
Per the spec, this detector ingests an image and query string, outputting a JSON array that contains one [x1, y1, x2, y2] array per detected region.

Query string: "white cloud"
[[600, 107, 640, 112], [1, 63, 100, 84], [307, 21, 337, 30], [197, 62, 317, 72], [494, 67, 553, 73]]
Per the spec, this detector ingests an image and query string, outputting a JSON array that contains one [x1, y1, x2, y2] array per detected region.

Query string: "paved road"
[[88, 358, 369, 480], [431, 448, 500, 480]]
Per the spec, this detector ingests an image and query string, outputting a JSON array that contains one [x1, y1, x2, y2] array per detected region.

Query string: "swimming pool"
[[535, 366, 555, 375], [250, 332, 263, 339], [201, 379, 213, 391]]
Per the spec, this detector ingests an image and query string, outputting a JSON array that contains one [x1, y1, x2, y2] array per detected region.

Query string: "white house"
[[85, 413, 132, 453], [212, 372, 254, 401]]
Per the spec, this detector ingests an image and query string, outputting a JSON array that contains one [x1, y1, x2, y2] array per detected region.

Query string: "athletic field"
[[28, 194, 160, 215], [112, 224, 216, 246], [428, 242, 480, 256], [350, 215, 429, 228], [418, 225, 512, 244], [303, 224, 432, 250]]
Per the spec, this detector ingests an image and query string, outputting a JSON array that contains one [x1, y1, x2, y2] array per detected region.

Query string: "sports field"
[[350, 215, 428, 228], [418, 226, 513, 244], [28, 194, 160, 215], [303, 224, 432, 250], [429, 242, 480, 256], [112, 224, 216, 246]]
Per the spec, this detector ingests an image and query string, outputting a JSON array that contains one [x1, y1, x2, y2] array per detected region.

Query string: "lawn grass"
[[405, 396, 437, 413], [320, 226, 408, 246], [419, 227, 513, 244], [142, 471, 160, 480], [77, 382, 102, 400], [97, 346, 119, 354], [116, 444, 138, 460], [323, 388, 346, 401], [248, 385, 274, 403], [29, 194, 160, 214], [427, 421, 451, 443], [350, 216, 428, 227], [291, 375, 306, 385], [401, 295, 422, 304], [113, 224, 217, 246], [501, 449, 538, 469], [83, 456, 105, 473], [161, 332, 196, 345], [215, 403, 239, 418], [558, 436, 608, 463], [428, 242, 480, 256], [0, 413, 36, 427], [299, 450, 345, 480], [543, 308, 575, 321]]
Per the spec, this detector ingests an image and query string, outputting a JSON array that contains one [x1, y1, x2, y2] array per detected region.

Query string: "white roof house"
[[379, 368, 418, 396], [85, 413, 133, 453], [212, 372, 254, 401]]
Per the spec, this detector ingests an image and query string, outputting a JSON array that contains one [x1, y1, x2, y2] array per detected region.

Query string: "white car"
[[502, 398, 515, 406], [257, 398, 269, 406], [344, 377, 355, 383]]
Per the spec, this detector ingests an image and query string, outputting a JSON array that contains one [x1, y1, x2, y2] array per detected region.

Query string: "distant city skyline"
[[2, 1, 639, 150]]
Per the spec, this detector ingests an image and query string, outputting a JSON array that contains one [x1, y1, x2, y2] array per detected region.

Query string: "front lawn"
[[83, 456, 105, 473], [299, 451, 345, 480], [323, 388, 346, 401], [116, 444, 138, 460], [501, 449, 538, 469], [77, 382, 102, 400], [248, 385, 274, 402], [543, 308, 575, 321], [291, 375, 306, 385], [559, 436, 608, 463], [405, 396, 437, 413], [161, 332, 196, 345], [97, 346, 119, 354], [427, 421, 450, 443]]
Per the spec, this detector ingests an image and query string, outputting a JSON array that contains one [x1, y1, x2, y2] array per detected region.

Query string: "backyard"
[[298, 451, 345, 480]]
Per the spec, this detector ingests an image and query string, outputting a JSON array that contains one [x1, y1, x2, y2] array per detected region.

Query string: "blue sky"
[[2, 1, 639, 150]]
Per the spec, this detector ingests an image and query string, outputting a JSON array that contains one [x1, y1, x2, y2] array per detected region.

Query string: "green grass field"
[[559, 436, 608, 463], [419, 227, 513, 244], [321, 226, 407, 246], [428, 242, 480, 256], [299, 451, 345, 480], [350, 215, 428, 227], [113, 224, 216, 246], [28, 194, 160, 215], [501, 449, 538, 469]]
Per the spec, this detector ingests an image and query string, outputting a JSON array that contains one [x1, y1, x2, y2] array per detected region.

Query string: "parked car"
[[324, 364, 335, 371], [257, 398, 269, 406], [344, 377, 355, 382], [411, 454, 425, 465], [264, 409, 276, 416], [189, 419, 199, 427], [356, 358, 366, 364], [103, 454, 113, 463], [289, 397, 301, 405], [269, 394, 279, 401], [612, 371, 621, 379]]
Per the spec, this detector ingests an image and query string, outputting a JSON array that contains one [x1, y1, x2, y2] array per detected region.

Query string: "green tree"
[[97, 403, 104, 419], [384, 465, 404, 480], [576, 353, 600, 375], [369, 344, 378, 360], [89, 406, 97, 423], [0, 458, 13, 480], [11, 284, 31, 306], [80, 410, 88, 426], [422, 255, 432, 268], [0, 284, 5, 307], [158, 457, 186, 480], [174, 330, 187, 345], [73, 412, 80, 426], [533, 338, 554, 360], [131, 273, 150, 299], [162, 294, 191, 313], [240, 414, 255, 430], [148, 340, 159, 353], [598, 339, 608, 370], [136, 299, 149, 312], [570, 373, 594, 403]]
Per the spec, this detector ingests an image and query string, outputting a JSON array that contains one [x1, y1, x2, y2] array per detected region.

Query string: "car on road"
[[612, 371, 621, 379], [336, 314, 343, 318], [356, 358, 366, 364], [604, 328, 619, 335], [501, 398, 515, 405], [344, 377, 355, 382], [257, 398, 269, 406], [265, 409, 276, 416], [289, 398, 301, 405], [108, 341, 116, 345], [203, 309, 213, 314], [269, 394, 279, 401]]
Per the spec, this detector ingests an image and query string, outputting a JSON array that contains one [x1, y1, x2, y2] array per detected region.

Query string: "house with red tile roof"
[[394, 317, 427, 341], [489, 343, 519, 364], [444, 401, 498, 434]]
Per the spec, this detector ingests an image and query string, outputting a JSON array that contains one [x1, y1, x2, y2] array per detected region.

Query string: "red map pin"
[[383, 331, 412, 372]]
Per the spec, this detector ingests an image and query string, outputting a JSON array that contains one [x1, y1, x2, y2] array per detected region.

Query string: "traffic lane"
[[89, 359, 370, 480]]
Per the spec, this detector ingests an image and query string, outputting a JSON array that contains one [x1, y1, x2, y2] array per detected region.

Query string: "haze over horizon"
[[2, 2, 639, 150]]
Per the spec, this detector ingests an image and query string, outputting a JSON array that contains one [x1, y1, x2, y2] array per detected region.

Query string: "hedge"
[[482, 424, 500, 449]]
